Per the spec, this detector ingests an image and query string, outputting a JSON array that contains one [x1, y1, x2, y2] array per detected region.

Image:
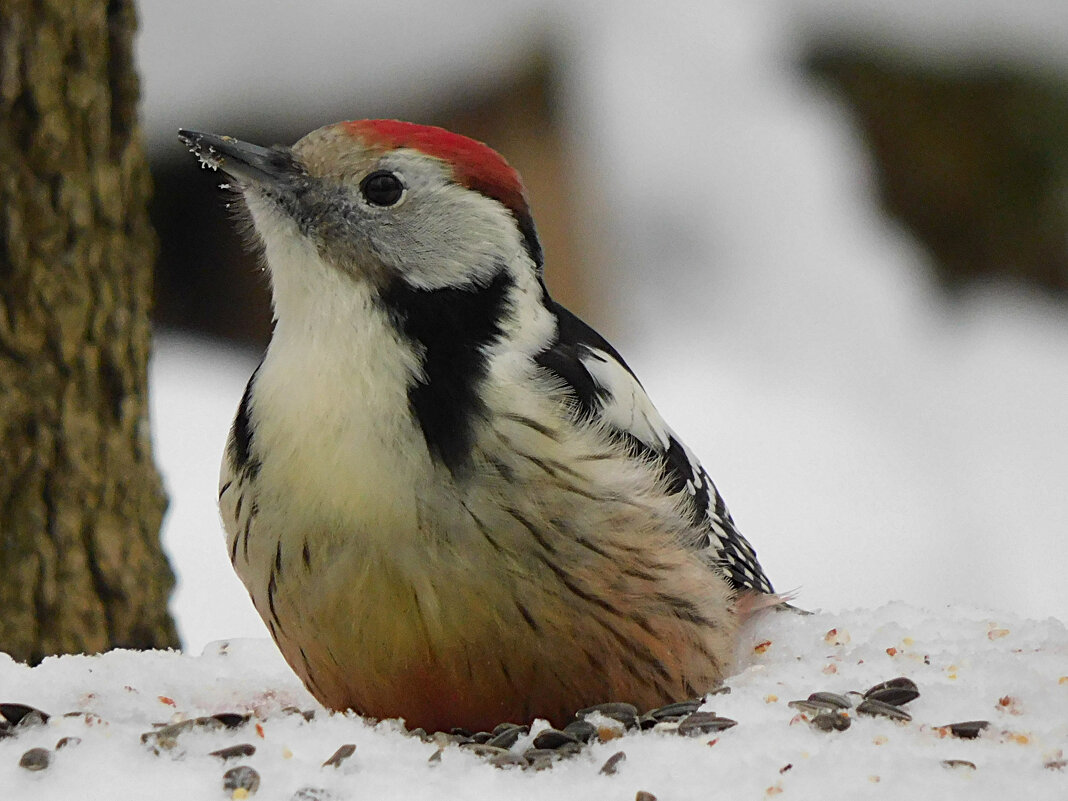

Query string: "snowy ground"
[[10, 2, 1062, 797], [2, 604, 1065, 799]]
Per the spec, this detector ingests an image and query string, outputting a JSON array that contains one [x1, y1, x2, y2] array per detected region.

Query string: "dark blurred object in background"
[[808, 49, 1068, 296], [150, 54, 589, 345]]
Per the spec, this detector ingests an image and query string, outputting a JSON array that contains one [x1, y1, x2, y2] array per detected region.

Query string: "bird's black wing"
[[534, 302, 774, 594]]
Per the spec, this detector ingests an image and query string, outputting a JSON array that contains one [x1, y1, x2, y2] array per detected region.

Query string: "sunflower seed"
[[807, 692, 853, 709], [0, 704, 50, 727], [863, 677, 919, 706], [212, 713, 250, 729], [486, 724, 526, 749], [487, 751, 529, 768], [647, 700, 704, 720], [533, 727, 581, 750], [808, 711, 851, 732], [856, 699, 912, 722], [211, 743, 256, 761], [223, 765, 261, 794], [941, 759, 976, 770], [322, 743, 355, 768], [575, 702, 638, 729], [18, 748, 51, 771], [562, 719, 596, 743], [459, 743, 511, 758], [677, 712, 737, 736], [941, 720, 989, 739], [599, 751, 627, 775]]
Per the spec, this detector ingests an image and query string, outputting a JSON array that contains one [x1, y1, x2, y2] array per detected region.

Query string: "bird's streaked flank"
[[180, 120, 776, 732]]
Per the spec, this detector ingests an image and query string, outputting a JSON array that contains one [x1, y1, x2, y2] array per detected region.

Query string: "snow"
[[2, 604, 1065, 799], [11, 1, 1061, 796]]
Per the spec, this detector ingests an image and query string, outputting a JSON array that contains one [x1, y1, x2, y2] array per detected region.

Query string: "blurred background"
[[140, 0, 1068, 653]]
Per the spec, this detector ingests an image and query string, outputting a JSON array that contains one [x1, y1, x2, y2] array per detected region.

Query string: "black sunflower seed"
[[863, 677, 919, 706], [677, 712, 737, 736], [856, 699, 912, 722], [941, 720, 989, 739]]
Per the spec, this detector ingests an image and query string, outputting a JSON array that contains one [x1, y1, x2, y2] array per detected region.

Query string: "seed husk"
[[19, 747, 51, 771], [533, 727, 581, 750], [321, 743, 355, 768], [599, 750, 627, 775], [677, 712, 737, 736], [807, 691, 853, 709], [863, 677, 919, 707], [223, 765, 261, 795], [856, 699, 912, 722], [808, 711, 851, 732], [211, 743, 256, 761], [941, 720, 990, 739]]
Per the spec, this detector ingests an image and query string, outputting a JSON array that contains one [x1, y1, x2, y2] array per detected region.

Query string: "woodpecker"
[[180, 120, 776, 733]]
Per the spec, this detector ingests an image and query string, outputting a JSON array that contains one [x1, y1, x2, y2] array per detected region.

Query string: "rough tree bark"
[[0, 0, 179, 662]]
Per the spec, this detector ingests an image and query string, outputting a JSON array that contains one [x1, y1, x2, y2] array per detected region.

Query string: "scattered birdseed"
[[459, 743, 511, 759], [575, 703, 639, 730], [487, 751, 528, 769], [532, 727, 582, 749], [1, 703, 50, 727], [855, 699, 912, 722], [55, 736, 81, 750], [599, 750, 627, 775], [142, 716, 229, 752], [676, 712, 737, 736], [18, 747, 51, 771], [322, 743, 356, 768], [647, 700, 704, 721], [940, 720, 989, 739], [213, 713, 251, 729], [863, 677, 919, 706], [223, 765, 261, 796], [941, 759, 976, 770], [562, 719, 597, 743], [485, 724, 527, 749], [211, 744, 257, 761], [787, 700, 830, 715], [807, 692, 853, 709], [808, 711, 851, 732], [635, 791, 657, 801]]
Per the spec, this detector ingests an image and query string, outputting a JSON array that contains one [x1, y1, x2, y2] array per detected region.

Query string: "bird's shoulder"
[[532, 301, 773, 594]]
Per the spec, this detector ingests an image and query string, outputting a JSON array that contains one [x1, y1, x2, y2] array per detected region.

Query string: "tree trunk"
[[0, 0, 178, 662]]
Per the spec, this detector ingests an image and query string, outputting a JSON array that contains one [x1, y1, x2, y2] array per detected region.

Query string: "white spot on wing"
[[580, 348, 672, 450]]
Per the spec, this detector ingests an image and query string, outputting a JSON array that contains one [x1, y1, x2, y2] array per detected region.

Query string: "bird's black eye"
[[360, 170, 404, 206]]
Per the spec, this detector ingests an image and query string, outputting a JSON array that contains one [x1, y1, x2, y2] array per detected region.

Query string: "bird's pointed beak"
[[178, 129, 298, 186]]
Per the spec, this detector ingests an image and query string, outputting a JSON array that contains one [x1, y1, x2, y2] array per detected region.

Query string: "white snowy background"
[[139, 0, 1068, 652], [9, 2, 1064, 798]]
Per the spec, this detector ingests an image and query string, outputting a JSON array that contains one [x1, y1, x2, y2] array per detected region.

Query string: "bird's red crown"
[[344, 119, 530, 224]]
